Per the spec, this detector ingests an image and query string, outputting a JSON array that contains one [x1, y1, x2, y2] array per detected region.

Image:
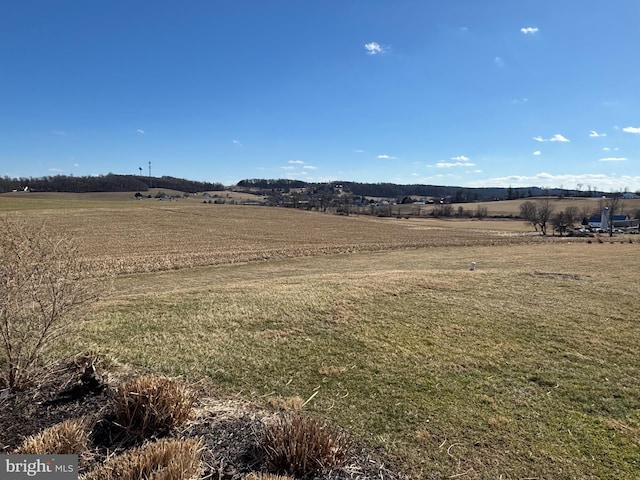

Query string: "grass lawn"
[[70, 243, 639, 479]]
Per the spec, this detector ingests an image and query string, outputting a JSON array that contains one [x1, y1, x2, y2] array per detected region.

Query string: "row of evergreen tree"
[[0, 174, 224, 194]]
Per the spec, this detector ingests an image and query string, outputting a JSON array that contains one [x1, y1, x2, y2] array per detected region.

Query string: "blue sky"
[[2, 1, 640, 191]]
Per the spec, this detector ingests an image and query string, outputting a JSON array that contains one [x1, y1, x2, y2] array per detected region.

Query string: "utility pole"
[[148, 161, 152, 188]]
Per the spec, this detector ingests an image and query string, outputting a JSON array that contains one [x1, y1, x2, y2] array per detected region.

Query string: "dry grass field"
[[0, 194, 558, 276], [1, 193, 639, 479], [396, 196, 640, 218]]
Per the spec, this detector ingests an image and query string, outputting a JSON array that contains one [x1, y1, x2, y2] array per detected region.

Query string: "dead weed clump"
[[266, 396, 305, 412], [81, 437, 202, 480], [261, 412, 352, 476], [14, 418, 90, 455], [245, 473, 295, 480], [114, 375, 196, 440]]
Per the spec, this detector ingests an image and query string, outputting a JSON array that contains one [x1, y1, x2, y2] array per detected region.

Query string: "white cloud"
[[364, 42, 387, 55], [599, 157, 627, 162], [467, 172, 640, 191], [534, 134, 570, 142], [232, 139, 242, 146], [533, 150, 541, 156], [352, 149, 364, 153], [623, 126, 640, 133], [281, 166, 295, 170], [436, 161, 476, 168], [377, 154, 396, 159], [520, 27, 539, 34], [303, 165, 318, 170], [602, 147, 619, 151], [450, 155, 470, 161], [288, 160, 304, 164], [136, 129, 145, 134], [494, 56, 505, 67], [589, 130, 607, 137], [48, 167, 63, 172]]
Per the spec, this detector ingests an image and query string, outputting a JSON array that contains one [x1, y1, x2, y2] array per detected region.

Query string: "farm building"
[[589, 208, 639, 230], [621, 192, 639, 199]]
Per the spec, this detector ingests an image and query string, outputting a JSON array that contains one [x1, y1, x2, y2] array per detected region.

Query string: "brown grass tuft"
[[261, 413, 352, 476], [245, 473, 295, 480], [14, 418, 90, 454], [318, 365, 347, 375], [82, 437, 202, 480], [114, 375, 196, 439], [267, 396, 305, 412]]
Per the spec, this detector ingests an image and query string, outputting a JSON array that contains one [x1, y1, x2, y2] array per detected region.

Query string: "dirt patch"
[[531, 271, 588, 281]]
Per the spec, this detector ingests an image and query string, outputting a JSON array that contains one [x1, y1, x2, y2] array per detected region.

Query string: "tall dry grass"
[[81, 437, 202, 480], [114, 376, 196, 440], [261, 413, 351, 476], [14, 418, 90, 455]]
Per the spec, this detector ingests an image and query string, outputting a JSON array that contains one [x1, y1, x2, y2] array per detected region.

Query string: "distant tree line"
[[3, 174, 619, 202], [0, 174, 224, 194], [235, 179, 592, 202], [236, 178, 308, 190]]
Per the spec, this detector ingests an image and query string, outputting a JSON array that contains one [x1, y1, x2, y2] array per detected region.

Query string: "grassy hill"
[[1, 196, 639, 478]]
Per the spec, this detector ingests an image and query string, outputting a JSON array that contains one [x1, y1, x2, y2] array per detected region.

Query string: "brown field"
[[0, 195, 558, 276], [1, 193, 639, 479], [398, 196, 640, 217]]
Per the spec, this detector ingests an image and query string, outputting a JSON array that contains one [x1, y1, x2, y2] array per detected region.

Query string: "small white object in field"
[[469, 262, 476, 271]]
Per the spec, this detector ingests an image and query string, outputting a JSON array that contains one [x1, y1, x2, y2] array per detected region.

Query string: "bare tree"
[[564, 206, 579, 225], [520, 200, 539, 232], [601, 193, 623, 237], [0, 218, 101, 390], [536, 195, 555, 235], [552, 208, 575, 236], [520, 195, 555, 235]]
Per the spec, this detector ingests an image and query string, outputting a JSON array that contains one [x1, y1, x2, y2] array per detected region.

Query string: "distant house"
[[622, 192, 639, 199], [589, 209, 639, 230]]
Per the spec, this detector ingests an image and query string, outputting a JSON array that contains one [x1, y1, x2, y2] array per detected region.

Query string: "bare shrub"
[[114, 375, 196, 439], [82, 437, 202, 480], [261, 413, 351, 476], [14, 418, 90, 454], [0, 218, 102, 390]]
